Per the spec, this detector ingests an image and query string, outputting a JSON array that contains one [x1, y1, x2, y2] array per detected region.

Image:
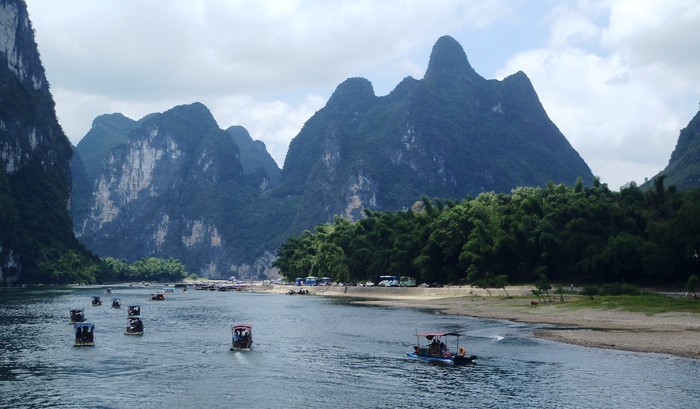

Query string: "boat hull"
[[407, 352, 476, 364]]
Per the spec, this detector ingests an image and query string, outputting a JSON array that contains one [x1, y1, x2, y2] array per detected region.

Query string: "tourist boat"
[[125, 316, 145, 335], [91, 296, 102, 306], [230, 324, 253, 351], [74, 323, 95, 346], [127, 305, 141, 317], [147, 292, 165, 301], [70, 308, 86, 324], [163, 286, 175, 293], [407, 331, 477, 365], [105, 287, 112, 294], [111, 298, 121, 309]]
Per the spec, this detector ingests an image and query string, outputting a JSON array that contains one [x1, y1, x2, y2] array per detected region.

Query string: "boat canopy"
[[74, 323, 94, 329], [415, 332, 460, 339], [232, 324, 252, 330]]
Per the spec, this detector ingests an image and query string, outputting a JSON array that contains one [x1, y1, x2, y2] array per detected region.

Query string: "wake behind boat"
[[407, 331, 476, 365]]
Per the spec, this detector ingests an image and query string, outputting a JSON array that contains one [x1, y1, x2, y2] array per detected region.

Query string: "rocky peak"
[[325, 77, 377, 115], [0, 0, 48, 92], [423, 35, 480, 85]]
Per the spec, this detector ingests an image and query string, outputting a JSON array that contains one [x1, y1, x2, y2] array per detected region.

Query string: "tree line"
[[32, 253, 191, 285], [273, 176, 700, 288]]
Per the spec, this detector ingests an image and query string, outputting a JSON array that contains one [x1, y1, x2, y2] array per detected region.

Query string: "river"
[[1, 286, 699, 408]]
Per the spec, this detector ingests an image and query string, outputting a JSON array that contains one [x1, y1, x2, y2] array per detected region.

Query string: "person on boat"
[[429, 339, 439, 356], [414, 346, 421, 355]]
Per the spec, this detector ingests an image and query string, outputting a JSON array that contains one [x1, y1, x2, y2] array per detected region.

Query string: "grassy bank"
[[564, 294, 700, 315]]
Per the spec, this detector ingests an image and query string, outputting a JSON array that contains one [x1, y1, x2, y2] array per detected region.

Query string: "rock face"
[[0, 0, 81, 284], [72, 103, 281, 278], [643, 109, 700, 190], [280, 35, 594, 234]]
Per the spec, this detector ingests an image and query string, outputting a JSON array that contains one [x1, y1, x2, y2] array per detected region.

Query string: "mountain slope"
[[643, 109, 700, 190], [280, 35, 594, 234]]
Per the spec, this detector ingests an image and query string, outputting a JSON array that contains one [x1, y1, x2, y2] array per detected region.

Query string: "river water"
[[1, 286, 698, 408]]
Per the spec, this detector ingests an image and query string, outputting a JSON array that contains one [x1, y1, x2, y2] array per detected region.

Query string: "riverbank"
[[252, 285, 700, 359]]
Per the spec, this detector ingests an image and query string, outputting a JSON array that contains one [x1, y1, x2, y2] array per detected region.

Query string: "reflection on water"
[[1, 287, 699, 408]]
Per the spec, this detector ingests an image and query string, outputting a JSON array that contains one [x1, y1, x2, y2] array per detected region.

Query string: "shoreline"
[[253, 285, 700, 360]]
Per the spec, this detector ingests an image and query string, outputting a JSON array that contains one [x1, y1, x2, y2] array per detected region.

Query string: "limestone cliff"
[[73, 103, 279, 278], [0, 0, 86, 285]]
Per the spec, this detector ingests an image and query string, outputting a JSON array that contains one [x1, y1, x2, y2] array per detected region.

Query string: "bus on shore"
[[378, 276, 399, 286], [400, 276, 417, 287], [305, 276, 319, 286]]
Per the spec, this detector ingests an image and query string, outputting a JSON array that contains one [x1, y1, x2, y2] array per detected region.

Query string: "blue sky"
[[26, 0, 700, 190]]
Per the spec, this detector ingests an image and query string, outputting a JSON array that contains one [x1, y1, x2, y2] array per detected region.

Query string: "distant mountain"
[[226, 125, 281, 188], [643, 109, 700, 190], [72, 35, 594, 279], [279, 35, 594, 233], [0, 0, 95, 285], [71, 103, 283, 277]]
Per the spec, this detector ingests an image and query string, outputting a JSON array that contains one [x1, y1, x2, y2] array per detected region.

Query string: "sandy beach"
[[254, 285, 700, 359]]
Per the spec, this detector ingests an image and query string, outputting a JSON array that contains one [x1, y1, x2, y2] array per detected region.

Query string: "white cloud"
[[496, 0, 700, 190], [26, 0, 700, 192], [28, 0, 516, 165], [208, 94, 327, 167]]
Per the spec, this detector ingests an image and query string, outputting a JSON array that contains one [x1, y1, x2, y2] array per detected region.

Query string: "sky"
[[25, 0, 700, 190]]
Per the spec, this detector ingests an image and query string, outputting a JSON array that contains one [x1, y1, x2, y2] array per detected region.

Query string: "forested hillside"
[[275, 177, 699, 287]]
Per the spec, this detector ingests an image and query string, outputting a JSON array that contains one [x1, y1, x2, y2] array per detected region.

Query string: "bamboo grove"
[[273, 176, 700, 287]]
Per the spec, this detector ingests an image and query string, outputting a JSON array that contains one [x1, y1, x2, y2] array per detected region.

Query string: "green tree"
[[492, 274, 510, 298]]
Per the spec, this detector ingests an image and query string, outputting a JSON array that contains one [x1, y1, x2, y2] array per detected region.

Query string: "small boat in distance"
[[127, 305, 141, 317], [70, 308, 86, 324], [147, 292, 166, 301], [91, 296, 102, 306], [74, 323, 95, 346], [111, 298, 121, 309], [105, 287, 112, 294], [125, 316, 144, 335], [407, 331, 476, 365], [230, 324, 253, 351]]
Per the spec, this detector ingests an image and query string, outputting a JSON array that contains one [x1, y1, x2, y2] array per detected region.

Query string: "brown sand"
[[253, 285, 700, 359]]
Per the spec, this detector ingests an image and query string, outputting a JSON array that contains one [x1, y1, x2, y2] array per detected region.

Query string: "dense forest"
[[274, 176, 700, 287], [27, 254, 191, 285]]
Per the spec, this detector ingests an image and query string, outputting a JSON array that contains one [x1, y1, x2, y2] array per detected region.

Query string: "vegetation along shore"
[[253, 285, 700, 360]]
